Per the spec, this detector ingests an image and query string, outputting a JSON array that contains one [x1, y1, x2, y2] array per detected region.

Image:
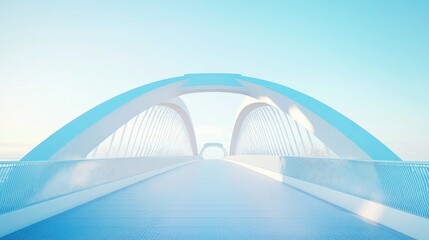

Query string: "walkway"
[[3, 160, 410, 239]]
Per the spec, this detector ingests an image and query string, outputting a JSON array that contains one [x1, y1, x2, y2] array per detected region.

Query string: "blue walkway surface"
[[4, 160, 410, 239]]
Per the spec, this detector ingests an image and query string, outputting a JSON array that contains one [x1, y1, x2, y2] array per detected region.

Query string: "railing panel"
[[228, 156, 429, 219], [0, 157, 198, 214]]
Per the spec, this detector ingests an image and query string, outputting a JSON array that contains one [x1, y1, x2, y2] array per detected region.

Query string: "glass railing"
[[0, 156, 198, 214], [228, 156, 429, 219]]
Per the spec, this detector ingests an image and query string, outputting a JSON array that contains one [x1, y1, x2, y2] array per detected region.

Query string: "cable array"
[[87, 105, 194, 158], [234, 105, 337, 158]]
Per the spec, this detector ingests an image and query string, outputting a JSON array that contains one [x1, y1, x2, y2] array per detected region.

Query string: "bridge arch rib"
[[22, 73, 400, 161], [230, 102, 337, 157], [86, 98, 198, 159]]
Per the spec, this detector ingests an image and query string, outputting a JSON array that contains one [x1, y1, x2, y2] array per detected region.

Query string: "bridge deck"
[[4, 160, 409, 239]]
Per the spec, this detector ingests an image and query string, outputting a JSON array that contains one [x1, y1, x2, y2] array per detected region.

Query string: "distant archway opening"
[[199, 143, 228, 159]]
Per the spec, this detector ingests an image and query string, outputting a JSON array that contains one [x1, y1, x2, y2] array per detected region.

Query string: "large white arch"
[[22, 73, 400, 161]]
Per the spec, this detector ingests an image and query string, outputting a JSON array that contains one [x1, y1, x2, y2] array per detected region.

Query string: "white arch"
[[199, 143, 228, 159], [22, 73, 400, 161], [230, 102, 272, 155]]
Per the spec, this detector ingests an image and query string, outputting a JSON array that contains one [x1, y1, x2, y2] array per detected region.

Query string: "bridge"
[[0, 73, 428, 239]]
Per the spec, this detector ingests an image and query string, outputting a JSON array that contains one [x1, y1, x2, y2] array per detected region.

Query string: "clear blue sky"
[[0, 1, 428, 160]]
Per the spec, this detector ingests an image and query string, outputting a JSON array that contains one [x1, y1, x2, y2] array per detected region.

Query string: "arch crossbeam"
[[199, 143, 228, 159]]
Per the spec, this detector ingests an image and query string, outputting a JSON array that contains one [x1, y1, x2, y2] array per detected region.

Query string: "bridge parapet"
[[0, 157, 199, 218], [226, 155, 429, 238]]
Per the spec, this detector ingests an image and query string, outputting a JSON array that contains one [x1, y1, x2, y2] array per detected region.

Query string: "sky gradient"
[[0, 1, 428, 160]]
